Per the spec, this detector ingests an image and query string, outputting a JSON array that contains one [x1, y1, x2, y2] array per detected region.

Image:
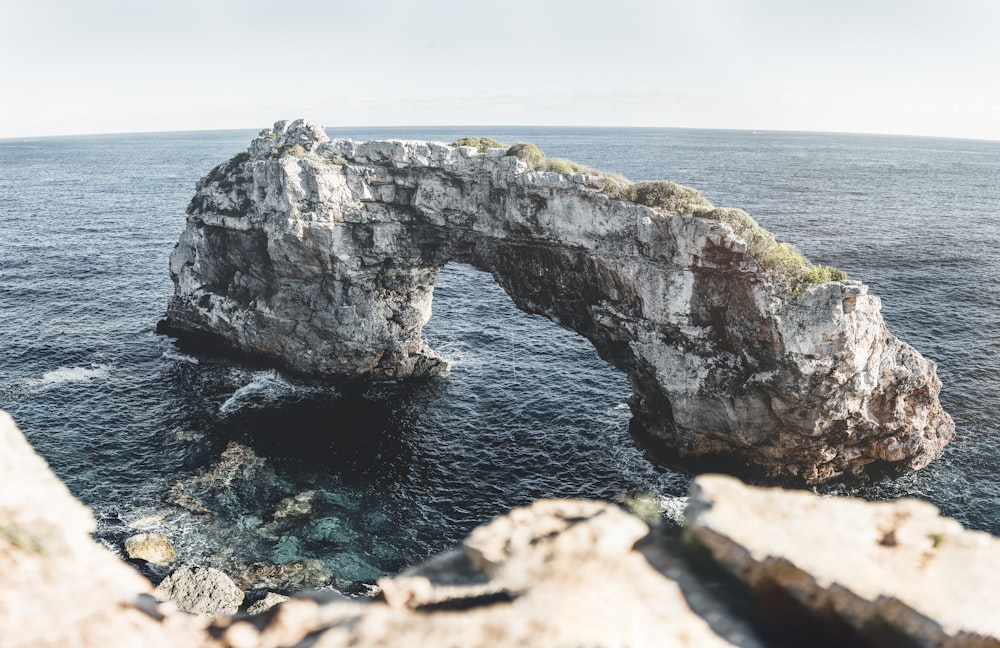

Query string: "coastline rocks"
[[4, 409, 1000, 647], [687, 474, 1000, 646], [153, 564, 245, 617], [168, 442, 270, 515], [231, 558, 333, 592], [124, 532, 177, 566], [214, 499, 756, 648], [0, 411, 206, 647], [160, 119, 954, 482]]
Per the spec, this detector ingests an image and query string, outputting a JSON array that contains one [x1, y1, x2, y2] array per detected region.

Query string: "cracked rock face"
[[160, 119, 954, 482]]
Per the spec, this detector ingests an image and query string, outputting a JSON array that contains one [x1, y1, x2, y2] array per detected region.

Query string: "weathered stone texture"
[[161, 119, 953, 481], [0, 411, 205, 647], [153, 564, 245, 617], [688, 474, 1000, 647], [124, 532, 177, 566]]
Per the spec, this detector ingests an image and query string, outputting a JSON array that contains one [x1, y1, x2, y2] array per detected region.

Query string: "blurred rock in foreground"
[[2, 410, 996, 648]]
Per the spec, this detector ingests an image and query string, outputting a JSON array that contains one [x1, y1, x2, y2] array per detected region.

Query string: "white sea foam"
[[25, 364, 111, 393], [161, 349, 199, 365], [659, 496, 691, 526], [219, 369, 313, 416]]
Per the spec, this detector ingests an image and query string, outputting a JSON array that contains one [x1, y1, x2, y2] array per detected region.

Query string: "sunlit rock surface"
[[159, 119, 953, 481], [688, 474, 1000, 647]]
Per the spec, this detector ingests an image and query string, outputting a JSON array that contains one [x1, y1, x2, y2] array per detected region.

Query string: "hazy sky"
[[2, 0, 998, 140]]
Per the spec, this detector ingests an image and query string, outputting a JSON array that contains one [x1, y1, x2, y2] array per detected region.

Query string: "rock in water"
[[124, 533, 177, 566], [160, 119, 954, 482], [686, 474, 1000, 646], [153, 564, 245, 617], [245, 592, 289, 616]]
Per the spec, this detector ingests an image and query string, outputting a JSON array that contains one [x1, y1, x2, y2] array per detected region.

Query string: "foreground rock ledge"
[[688, 474, 1000, 647], [2, 411, 997, 647], [160, 119, 952, 481]]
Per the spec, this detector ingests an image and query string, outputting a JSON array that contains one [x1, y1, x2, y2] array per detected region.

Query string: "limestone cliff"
[[160, 119, 953, 482]]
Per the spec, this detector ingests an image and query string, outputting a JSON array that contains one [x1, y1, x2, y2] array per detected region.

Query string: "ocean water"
[[1, 126, 998, 590]]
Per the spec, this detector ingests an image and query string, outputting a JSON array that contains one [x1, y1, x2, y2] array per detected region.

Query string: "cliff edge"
[[159, 119, 954, 482]]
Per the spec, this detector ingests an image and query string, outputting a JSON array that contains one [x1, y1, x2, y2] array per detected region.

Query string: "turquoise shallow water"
[[1, 126, 998, 588]]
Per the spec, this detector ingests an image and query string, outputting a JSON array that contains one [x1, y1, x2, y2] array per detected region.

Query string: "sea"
[[1, 126, 998, 590]]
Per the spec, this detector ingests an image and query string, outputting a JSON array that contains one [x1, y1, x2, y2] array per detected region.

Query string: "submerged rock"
[[153, 564, 244, 617], [160, 119, 953, 482], [168, 442, 269, 515], [231, 558, 332, 592], [124, 532, 177, 566], [272, 490, 315, 519]]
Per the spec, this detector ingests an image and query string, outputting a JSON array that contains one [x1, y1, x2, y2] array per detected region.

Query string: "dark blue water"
[[1, 127, 998, 589]]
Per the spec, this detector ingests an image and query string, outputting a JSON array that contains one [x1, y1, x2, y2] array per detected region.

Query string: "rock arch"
[[160, 120, 953, 482]]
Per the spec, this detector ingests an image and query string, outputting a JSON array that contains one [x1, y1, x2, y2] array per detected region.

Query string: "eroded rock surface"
[[212, 499, 759, 648], [160, 119, 952, 481], [687, 474, 1000, 647], [153, 564, 245, 617], [0, 411, 205, 647]]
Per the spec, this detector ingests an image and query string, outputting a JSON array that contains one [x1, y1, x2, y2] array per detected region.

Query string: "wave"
[[219, 369, 327, 416], [25, 364, 111, 393], [161, 349, 200, 365]]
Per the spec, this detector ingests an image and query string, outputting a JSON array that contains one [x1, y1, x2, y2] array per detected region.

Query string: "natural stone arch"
[[160, 120, 953, 482]]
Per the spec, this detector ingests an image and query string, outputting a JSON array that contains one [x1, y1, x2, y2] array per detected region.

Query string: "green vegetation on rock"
[[505, 142, 848, 294], [451, 136, 507, 152]]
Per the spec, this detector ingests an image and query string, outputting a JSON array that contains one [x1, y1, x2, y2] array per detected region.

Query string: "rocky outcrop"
[[160, 119, 952, 482], [2, 410, 997, 647], [211, 499, 757, 648], [0, 411, 206, 647], [687, 474, 1000, 647]]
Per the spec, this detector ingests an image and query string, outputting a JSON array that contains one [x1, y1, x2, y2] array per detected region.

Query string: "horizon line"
[[3, 123, 999, 145]]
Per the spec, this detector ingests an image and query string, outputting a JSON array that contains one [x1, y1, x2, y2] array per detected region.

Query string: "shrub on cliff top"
[[506, 142, 546, 169], [451, 137, 507, 152], [502, 141, 847, 293], [692, 206, 848, 292], [627, 180, 713, 213]]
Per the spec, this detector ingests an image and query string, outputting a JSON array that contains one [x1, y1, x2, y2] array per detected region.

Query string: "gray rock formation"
[[687, 474, 1000, 647], [159, 119, 953, 482], [153, 564, 245, 617], [124, 532, 177, 566]]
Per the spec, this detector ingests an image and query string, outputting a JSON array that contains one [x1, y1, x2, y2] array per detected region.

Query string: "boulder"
[[153, 564, 245, 617], [124, 532, 177, 566]]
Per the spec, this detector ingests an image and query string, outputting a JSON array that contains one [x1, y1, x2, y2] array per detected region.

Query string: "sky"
[[1, 0, 999, 140]]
